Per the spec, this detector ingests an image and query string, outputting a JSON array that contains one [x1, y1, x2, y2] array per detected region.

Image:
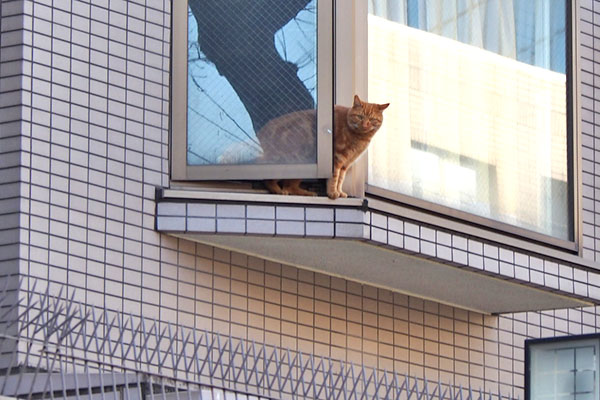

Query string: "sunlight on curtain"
[[367, 0, 570, 240]]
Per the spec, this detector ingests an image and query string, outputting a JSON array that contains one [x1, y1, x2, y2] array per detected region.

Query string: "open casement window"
[[527, 336, 600, 400], [366, 0, 577, 250], [171, 1, 333, 181]]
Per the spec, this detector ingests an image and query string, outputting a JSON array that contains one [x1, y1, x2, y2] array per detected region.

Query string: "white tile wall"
[[0, 0, 28, 364], [3, 0, 600, 399]]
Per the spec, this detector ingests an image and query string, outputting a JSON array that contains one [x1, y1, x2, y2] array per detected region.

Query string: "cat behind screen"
[[257, 95, 389, 199]]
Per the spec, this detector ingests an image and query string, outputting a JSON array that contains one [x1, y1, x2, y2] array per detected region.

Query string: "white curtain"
[[367, 1, 570, 240], [369, 0, 562, 73], [368, 0, 407, 24]]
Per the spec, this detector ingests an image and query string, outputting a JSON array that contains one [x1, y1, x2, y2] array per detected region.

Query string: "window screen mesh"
[[187, 0, 318, 166]]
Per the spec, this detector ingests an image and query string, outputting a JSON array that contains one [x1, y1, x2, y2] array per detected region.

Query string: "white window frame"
[[170, 0, 334, 181], [169, 0, 581, 254]]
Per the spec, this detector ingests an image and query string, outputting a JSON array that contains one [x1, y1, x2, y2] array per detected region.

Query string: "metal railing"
[[0, 279, 516, 400]]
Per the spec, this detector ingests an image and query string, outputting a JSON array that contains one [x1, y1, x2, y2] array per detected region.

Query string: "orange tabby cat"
[[257, 95, 389, 198], [328, 95, 389, 199]]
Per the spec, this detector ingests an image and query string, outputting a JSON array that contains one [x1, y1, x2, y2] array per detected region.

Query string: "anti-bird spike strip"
[[0, 279, 512, 400]]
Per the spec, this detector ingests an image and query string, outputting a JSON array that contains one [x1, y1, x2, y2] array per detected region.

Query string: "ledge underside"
[[174, 233, 590, 314]]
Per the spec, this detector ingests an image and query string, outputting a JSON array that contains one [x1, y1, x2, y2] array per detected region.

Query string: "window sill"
[[155, 188, 599, 313], [159, 188, 366, 207]]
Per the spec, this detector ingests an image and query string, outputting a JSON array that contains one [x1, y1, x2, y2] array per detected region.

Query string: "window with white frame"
[[527, 336, 599, 400], [170, 1, 576, 249], [366, 0, 575, 247], [171, 0, 332, 181]]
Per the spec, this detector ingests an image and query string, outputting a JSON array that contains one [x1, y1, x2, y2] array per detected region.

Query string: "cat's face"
[[346, 95, 390, 134]]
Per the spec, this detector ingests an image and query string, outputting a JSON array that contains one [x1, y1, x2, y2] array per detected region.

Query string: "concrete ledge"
[[156, 190, 600, 313]]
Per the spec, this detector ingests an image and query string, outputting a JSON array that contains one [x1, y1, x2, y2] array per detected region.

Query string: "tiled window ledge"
[[156, 189, 600, 313], [158, 188, 367, 207]]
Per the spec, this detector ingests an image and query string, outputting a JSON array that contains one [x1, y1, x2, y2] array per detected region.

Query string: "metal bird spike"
[[0, 281, 516, 400]]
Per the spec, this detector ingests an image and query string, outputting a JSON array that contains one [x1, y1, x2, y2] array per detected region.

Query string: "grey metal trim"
[[179, 163, 320, 181], [571, 0, 582, 256], [0, 373, 139, 397], [171, 0, 334, 181], [353, 0, 369, 198], [170, 0, 188, 181], [317, 0, 334, 178]]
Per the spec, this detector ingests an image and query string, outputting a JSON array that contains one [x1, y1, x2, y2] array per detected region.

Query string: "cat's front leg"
[[336, 166, 348, 198], [327, 167, 341, 199]]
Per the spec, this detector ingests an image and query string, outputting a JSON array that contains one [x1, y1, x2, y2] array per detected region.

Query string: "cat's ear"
[[353, 95, 363, 108], [378, 103, 390, 111]]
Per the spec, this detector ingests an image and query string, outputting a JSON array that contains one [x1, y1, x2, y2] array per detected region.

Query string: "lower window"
[[527, 336, 599, 400]]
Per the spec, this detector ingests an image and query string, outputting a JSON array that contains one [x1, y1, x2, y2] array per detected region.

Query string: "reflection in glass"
[[367, 0, 571, 241], [187, 1, 318, 166]]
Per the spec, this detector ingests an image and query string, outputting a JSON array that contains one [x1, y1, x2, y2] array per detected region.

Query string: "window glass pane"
[[187, 1, 318, 166], [367, 0, 571, 241], [557, 348, 575, 371], [556, 371, 574, 395], [537, 372, 554, 396], [530, 342, 598, 400], [539, 349, 555, 372], [576, 347, 596, 398], [577, 347, 596, 370], [575, 394, 594, 400], [576, 370, 595, 394]]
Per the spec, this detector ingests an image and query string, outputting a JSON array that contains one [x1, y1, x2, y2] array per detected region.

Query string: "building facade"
[[2, 0, 600, 399]]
